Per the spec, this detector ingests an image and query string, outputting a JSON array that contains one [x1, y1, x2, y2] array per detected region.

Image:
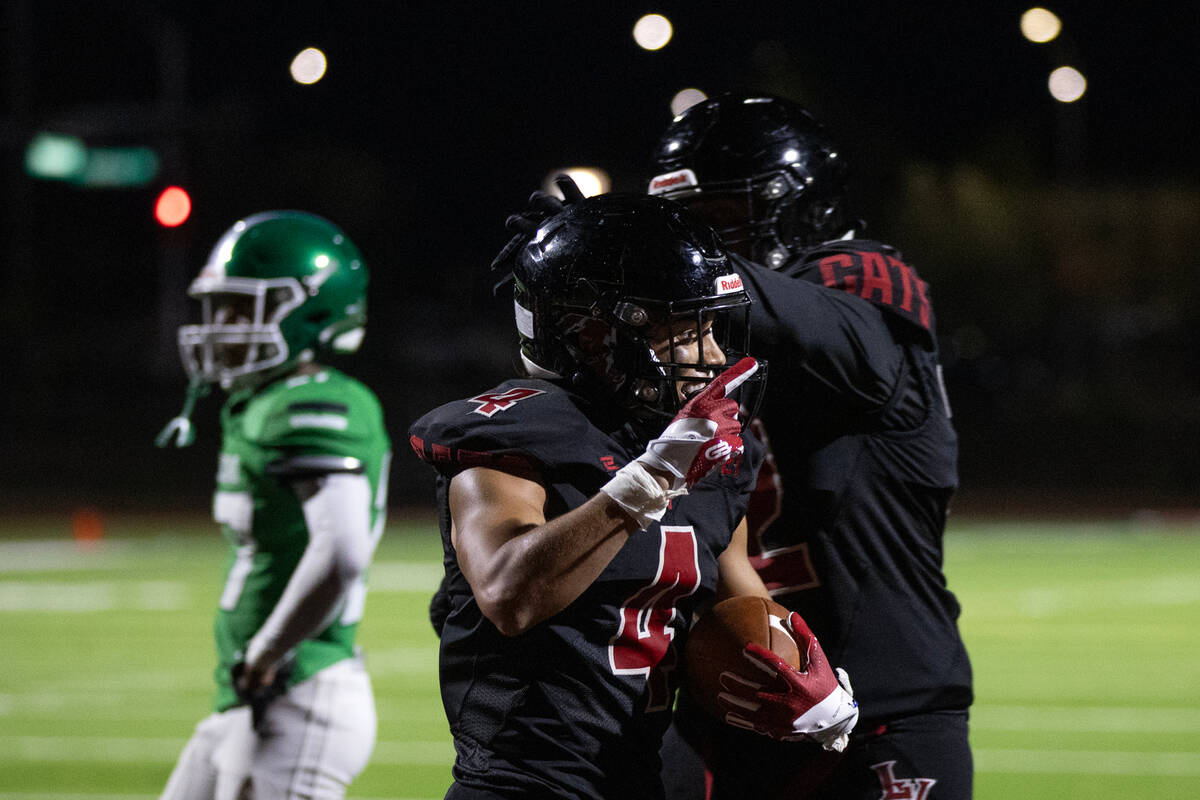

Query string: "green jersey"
[[209, 367, 390, 711]]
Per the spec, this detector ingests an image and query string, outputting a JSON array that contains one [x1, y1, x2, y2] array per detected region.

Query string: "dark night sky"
[[10, 1, 1197, 240], [16, 2, 1199, 185], [2, 1, 1198, 512]]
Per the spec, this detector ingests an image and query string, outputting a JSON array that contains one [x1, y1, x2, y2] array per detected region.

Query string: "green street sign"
[[25, 133, 160, 187]]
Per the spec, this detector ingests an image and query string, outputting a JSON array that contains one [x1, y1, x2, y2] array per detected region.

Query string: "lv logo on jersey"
[[871, 760, 936, 800]]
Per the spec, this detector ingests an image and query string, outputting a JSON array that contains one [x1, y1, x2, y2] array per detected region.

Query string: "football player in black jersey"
[[648, 95, 971, 799], [409, 193, 858, 800]]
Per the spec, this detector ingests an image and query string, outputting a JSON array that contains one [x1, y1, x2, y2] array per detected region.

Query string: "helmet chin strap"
[[155, 378, 212, 448], [157, 346, 311, 449], [219, 348, 311, 392]]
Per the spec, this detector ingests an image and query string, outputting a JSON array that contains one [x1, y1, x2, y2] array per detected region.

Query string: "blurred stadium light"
[[633, 14, 673, 50], [290, 47, 328, 85], [542, 167, 611, 198], [1020, 8, 1062, 43], [1048, 65, 1087, 103], [670, 88, 707, 116]]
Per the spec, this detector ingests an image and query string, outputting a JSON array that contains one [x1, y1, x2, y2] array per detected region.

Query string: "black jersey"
[[734, 240, 970, 724], [409, 379, 762, 800]]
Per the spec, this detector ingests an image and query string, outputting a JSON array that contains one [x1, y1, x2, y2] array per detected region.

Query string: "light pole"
[[1020, 7, 1088, 183]]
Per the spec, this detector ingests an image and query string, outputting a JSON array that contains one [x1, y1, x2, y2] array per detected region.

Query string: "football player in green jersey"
[[157, 211, 391, 800]]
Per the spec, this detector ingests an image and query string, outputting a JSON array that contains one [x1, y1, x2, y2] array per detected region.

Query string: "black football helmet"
[[511, 193, 758, 421], [649, 94, 850, 268]]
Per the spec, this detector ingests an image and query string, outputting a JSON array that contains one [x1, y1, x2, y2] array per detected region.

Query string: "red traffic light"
[[154, 186, 191, 227]]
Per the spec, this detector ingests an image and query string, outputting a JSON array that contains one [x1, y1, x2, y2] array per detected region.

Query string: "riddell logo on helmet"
[[715, 274, 743, 295], [647, 169, 698, 195]]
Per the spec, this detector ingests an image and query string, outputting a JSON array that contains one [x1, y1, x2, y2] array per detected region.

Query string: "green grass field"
[[2, 514, 1198, 799]]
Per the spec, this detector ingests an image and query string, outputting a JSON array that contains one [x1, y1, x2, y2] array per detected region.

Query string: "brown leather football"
[[683, 595, 802, 719]]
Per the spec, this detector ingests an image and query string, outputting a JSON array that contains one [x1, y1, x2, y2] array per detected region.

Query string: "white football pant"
[[160, 656, 376, 800]]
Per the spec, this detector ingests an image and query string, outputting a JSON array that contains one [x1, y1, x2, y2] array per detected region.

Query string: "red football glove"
[[637, 357, 758, 492], [716, 611, 859, 751]]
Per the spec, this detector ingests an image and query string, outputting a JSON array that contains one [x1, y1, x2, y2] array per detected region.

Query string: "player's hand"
[[716, 612, 859, 751], [231, 659, 292, 735], [637, 357, 758, 492]]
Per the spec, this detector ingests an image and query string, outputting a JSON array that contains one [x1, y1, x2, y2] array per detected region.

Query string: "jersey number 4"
[[608, 527, 700, 713]]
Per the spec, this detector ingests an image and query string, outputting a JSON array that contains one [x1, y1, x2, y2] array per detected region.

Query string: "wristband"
[[599, 460, 685, 530], [791, 674, 859, 752]]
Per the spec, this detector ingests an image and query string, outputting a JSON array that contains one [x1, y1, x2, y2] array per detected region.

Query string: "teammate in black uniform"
[[647, 95, 971, 798], [409, 193, 858, 800]]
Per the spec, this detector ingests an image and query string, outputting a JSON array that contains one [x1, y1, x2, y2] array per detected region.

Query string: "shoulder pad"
[[242, 369, 388, 453], [408, 380, 618, 479], [798, 238, 901, 263]]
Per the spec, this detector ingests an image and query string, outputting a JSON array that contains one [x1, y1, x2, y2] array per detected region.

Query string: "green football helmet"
[[179, 210, 367, 390], [158, 211, 367, 448]]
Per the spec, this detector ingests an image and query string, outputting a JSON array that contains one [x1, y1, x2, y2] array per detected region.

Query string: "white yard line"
[[0, 795, 442, 800], [364, 561, 444, 592], [961, 573, 1200, 620], [0, 735, 184, 762], [0, 559, 443, 612], [1016, 574, 1200, 617], [0, 690, 203, 719], [0, 580, 188, 612], [0, 795, 160, 800], [975, 747, 1200, 776], [0, 537, 441, 593], [972, 704, 1200, 733], [4, 734, 1198, 777], [0, 735, 453, 766], [0, 541, 136, 573]]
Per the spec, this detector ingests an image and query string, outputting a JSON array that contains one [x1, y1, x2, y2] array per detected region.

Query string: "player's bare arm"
[[450, 356, 760, 637], [449, 466, 636, 636], [716, 519, 771, 601]]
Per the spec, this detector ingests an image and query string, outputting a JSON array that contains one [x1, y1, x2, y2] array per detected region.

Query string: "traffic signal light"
[[154, 186, 192, 227]]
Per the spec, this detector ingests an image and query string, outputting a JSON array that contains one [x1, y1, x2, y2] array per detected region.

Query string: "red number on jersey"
[[746, 418, 821, 595], [467, 388, 545, 417], [608, 526, 701, 712], [749, 542, 821, 596]]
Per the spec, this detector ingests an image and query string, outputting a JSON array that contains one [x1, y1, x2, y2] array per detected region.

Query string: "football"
[[683, 595, 802, 719]]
